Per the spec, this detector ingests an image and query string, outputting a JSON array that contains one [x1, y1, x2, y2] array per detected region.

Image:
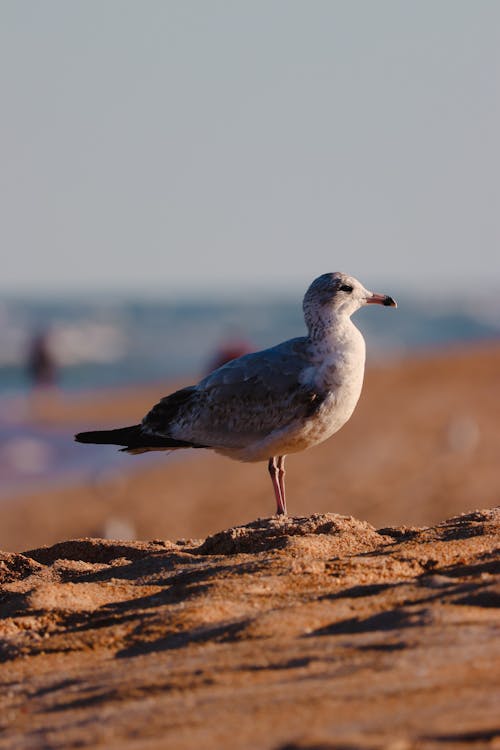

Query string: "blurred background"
[[0, 1, 499, 551]]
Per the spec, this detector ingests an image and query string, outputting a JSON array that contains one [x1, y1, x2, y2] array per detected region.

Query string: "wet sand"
[[0, 343, 499, 552]]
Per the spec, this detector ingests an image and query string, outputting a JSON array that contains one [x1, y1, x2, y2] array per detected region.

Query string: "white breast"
[[220, 321, 367, 463]]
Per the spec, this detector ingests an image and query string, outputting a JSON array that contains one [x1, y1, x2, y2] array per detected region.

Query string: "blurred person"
[[28, 330, 57, 387], [27, 329, 59, 418]]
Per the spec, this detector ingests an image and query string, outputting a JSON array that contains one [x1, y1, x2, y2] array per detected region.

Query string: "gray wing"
[[144, 337, 324, 449]]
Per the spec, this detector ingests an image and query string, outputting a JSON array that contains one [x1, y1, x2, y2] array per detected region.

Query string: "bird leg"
[[268, 456, 287, 516], [277, 455, 287, 515]]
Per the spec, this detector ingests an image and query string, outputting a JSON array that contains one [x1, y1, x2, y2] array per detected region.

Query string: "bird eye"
[[339, 284, 353, 293]]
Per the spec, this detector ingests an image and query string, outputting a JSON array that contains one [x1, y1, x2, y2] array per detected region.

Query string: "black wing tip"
[[74, 426, 142, 446], [74, 431, 96, 444], [74, 426, 207, 451]]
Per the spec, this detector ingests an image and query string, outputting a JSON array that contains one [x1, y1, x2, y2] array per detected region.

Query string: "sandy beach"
[[0, 344, 499, 749], [0, 343, 499, 551], [1, 509, 498, 749]]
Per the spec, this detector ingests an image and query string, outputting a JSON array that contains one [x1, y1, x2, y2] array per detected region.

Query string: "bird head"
[[303, 272, 396, 334]]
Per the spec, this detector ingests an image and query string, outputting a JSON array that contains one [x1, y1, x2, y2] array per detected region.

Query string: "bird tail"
[[74, 425, 205, 453]]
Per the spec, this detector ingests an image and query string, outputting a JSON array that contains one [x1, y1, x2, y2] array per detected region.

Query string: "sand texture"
[[0, 508, 499, 749]]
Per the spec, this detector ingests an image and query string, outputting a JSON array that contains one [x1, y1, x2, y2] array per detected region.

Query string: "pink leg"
[[277, 455, 287, 515], [268, 456, 286, 515]]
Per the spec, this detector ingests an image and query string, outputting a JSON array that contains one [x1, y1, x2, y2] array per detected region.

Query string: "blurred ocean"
[[1, 293, 498, 498], [1, 293, 499, 396]]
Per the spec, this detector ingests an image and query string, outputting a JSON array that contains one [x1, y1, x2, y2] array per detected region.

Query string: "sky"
[[0, 1, 499, 297]]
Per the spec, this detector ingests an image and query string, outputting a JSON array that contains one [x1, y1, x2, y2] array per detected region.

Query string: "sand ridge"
[[0, 508, 499, 749]]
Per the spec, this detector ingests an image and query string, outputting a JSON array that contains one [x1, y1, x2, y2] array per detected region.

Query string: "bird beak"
[[366, 292, 397, 307]]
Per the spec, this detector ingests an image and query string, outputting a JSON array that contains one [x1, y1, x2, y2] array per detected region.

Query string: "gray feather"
[[142, 338, 325, 450]]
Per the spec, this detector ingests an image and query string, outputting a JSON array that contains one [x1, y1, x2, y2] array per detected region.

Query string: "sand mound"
[[24, 537, 175, 566], [0, 508, 499, 749], [194, 513, 384, 555]]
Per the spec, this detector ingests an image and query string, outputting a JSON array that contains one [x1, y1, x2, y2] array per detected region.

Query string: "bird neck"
[[307, 315, 366, 392], [307, 311, 354, 345]]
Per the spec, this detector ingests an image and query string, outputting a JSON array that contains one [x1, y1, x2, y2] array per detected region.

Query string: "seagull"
[[75, 272, 396, 515]]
